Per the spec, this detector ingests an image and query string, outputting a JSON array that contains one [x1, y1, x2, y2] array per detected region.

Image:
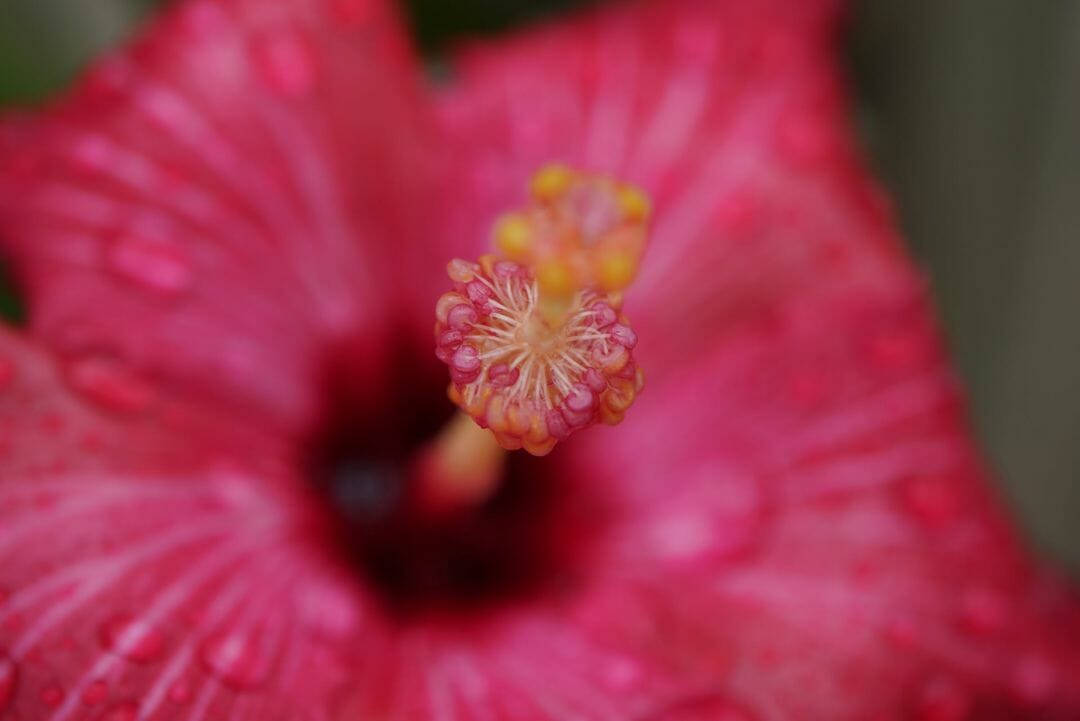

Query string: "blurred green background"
[[1, 0, 1077, 568]]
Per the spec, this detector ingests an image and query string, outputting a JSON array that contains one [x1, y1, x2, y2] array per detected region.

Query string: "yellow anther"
[[494, 213, 532, 260], [617, 184, 651, 222], [595, 250, 637, 292], [536, 260, 576, 299], [531, 163, 575, 202]]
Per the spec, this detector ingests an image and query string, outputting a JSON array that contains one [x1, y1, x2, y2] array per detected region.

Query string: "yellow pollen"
[[530, 163, 575, 201], [617, 185, 651, 222], [514, 165, 651, 300], [494, 212, 532, 260], [536, 260, 575, 298], [595, 250, 636, 292]]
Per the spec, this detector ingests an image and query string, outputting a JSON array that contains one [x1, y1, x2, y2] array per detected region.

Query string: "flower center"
[[305, 343, 584, 620], [305, 167, 649, 620], [434, 166, 649, 457]]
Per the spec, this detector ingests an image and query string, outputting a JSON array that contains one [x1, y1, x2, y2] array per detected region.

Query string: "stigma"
[[434, 166, 648, 456]]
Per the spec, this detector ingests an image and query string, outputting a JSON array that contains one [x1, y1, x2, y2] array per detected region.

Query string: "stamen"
[[434, 166, 649, 456]]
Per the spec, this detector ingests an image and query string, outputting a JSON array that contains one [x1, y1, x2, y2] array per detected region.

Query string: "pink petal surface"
[[0, 0, 1079, 720], [0, 0, 428, 433], [0, 328, 380, 721]]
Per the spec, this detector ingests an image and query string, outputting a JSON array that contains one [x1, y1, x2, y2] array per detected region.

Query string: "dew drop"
[[70, 134, 113, 175], [711, 190, 761, 239], [80, 56, 135, 106], [167, 680, 191, 705], [1010, 654, 1057, 705], [777, 109, 833, 167], [865, 325, 929, 372], [884, 617, 918, 649], [600, 657, 644, 691], [0, 358, 14, 393], [81, 679, 109, 706], [295, 581, 360, 640], [900, 475, 959, 528], [39, 683, 64, 709], [957, 587, 1008, 635], [67, 358, 157, 414], [99, 614, 166, 663], [108, 234, 193, 295], [199, 630, 271, 690], [99, 701, 138, 721], [646, 471, 763, 563], [250, 29, 318, 97], [0, 652, 17, 713]]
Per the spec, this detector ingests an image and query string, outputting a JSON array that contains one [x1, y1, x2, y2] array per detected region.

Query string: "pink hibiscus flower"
[[1, 0, 1079, 720]]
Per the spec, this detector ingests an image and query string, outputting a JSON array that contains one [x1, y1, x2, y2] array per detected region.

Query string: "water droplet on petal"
[[777, 109, 833, 168], [67, 358, 157, 414], [901, 475, 959, 527], [99, 614, 166, 663], [70, 133, 113, 174], [295, 581, 360, 640], [1010, 654, 1057, 705], [108, 234, 193, 295], [885, 616, 918, 649], [957, 587, 1008, 635], [646, 471, 763, 563], [82, 679, 109, 706], [200, 630, 272, 690], [99, 701, 138, 721], [0, 653, 17, 713], [0, 358, 14, 392], [80, 56, 136, 106], [39, 683, 64, 709], [250, 29, 318, 97], [167, 680, 191, 705], [712, 190, 762, 239], [865, 325, 930, 372], [601, 657, 644, 690]]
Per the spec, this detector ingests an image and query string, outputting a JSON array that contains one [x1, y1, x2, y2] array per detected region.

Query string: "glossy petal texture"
[[435, 0, 1080, 717], [0, 0, 427, 433], [0, 329, 378, 721], [1, 1, 1079, 721]]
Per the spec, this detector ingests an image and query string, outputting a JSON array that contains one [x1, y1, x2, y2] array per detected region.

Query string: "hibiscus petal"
[[0, 326, 389, 721], [0, 0, 427, 433]]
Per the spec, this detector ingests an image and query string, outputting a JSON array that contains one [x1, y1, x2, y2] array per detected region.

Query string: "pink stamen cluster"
[[435, 255, 643, 456]]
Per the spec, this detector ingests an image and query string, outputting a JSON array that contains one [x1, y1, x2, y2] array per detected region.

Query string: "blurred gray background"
[[1, 0, 1077, 569]]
